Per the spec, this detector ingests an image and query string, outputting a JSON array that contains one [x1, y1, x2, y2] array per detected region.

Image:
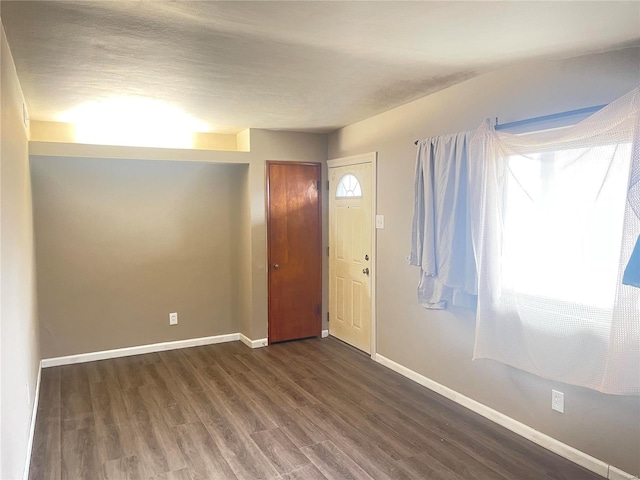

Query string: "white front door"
[[329, 160, 372, 353]]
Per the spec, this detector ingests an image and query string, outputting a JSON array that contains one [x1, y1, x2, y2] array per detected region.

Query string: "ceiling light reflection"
[[59, 97, 209, 149]]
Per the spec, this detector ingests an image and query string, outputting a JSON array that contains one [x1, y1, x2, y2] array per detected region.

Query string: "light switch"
[[376, 215, 385, 229]]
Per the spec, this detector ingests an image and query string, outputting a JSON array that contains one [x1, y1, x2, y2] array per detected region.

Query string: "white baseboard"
[[23, 361, 42, 480], [41, 333, 241, 367], [239, 333, 268, 349], [240, 332, 327, 347], [609, 466, 639, 480], [374, 354, 637, 480]]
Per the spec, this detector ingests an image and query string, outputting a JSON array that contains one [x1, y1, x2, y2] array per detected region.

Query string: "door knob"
[[273, 264, 280, 269], [362, 267, 369, 275]]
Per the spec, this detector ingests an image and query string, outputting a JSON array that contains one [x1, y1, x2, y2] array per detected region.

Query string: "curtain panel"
[[469, 88, 640, 394], [409, 132, 478, 309]]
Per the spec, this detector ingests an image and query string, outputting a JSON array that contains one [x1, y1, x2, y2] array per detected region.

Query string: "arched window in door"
[[336, 174, 362, 198]]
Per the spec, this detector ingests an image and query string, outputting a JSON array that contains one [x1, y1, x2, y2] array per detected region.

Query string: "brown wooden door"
[[267, 161, 322, 343]]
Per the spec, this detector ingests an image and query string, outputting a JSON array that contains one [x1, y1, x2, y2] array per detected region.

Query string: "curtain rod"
[[494, 104, 606, 131], [413, 104, 607, 145]]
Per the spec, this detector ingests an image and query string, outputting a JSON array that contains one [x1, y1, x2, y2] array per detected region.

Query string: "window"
[[336, 174, 362, 198], [502, 144, 630, 311], [470, 88, 640, 394]]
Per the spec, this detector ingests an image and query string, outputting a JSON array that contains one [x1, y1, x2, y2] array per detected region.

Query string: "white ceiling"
[[2, 1, 639, 134]]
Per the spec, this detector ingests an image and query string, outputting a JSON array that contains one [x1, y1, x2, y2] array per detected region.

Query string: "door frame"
[[265, 160, 323, 344], [327, 152, 377, 359]]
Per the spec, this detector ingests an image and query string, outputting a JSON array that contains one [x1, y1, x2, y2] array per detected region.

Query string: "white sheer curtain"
[[409, 132, 477, 309], [469, 88, 640, 394]]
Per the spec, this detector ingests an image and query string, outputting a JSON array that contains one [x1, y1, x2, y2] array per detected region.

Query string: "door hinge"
[[327, 312, 330, 322], [327, 246, 330, 256], [326, 180, 330, 191]]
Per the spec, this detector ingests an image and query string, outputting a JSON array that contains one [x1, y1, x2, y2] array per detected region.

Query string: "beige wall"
[[29, 120, 245, 152], [30, 128, 328, 357], [1, 24, 40, 480], [329, 47, 640, 476]]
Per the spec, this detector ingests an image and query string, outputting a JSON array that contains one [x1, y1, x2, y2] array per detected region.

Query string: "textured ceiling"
[[1, 1, 639, 134]]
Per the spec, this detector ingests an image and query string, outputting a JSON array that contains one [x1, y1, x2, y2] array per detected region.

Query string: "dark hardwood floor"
[[29, 337, 601, 479]]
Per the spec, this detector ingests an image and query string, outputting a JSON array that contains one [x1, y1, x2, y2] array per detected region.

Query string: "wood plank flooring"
[[29, 337, 601, 479]]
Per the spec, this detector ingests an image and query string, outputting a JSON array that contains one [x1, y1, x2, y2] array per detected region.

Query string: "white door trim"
[[327, 152, 377, 359]]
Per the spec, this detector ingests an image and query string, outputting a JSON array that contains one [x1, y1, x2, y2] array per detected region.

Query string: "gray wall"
[[32, 158, 246, 358], [1, 24, 41, 480], [328, 47, 640, 475]]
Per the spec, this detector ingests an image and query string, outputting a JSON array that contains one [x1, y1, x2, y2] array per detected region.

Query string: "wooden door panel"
[[267, 162, 322, 343]]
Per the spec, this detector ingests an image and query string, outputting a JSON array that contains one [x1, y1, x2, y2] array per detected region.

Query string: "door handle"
[[362, 268, 369, 275], [273, 264, 280, 270]]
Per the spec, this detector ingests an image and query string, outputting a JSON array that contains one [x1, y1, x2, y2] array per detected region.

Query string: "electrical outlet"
[[552, 390, 564, 413], [169, 312, 178, 325]]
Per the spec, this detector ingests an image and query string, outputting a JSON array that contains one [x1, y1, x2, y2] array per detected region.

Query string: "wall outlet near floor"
[[169, 312, 178, 325], [552, 390, 564, 413]]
